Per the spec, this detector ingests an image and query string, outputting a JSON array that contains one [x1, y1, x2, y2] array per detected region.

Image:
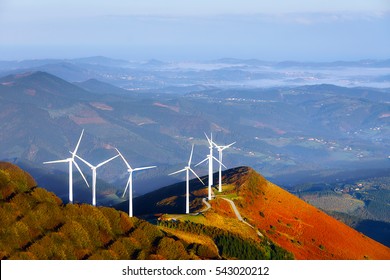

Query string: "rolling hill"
[[0, 162, 292, 260], [0, 71, 93, 107], [1, 160, 390, 260], [222, 167, 390, 259]]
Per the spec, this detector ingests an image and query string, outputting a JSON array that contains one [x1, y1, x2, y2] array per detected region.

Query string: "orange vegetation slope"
[[223, 167, 390, 260]]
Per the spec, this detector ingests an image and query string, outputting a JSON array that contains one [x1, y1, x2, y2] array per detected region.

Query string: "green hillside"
[[0, 162, 293, 260]]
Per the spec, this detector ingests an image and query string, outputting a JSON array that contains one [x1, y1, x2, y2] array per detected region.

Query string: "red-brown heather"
[[223, 166, 390, 260]]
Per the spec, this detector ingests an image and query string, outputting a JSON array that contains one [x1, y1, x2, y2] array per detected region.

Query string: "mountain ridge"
[[124, 166, 390, 260], [226, 167, 390, 259]]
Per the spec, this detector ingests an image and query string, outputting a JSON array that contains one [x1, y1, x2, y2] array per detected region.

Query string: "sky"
[[0, 0, 389, 61]]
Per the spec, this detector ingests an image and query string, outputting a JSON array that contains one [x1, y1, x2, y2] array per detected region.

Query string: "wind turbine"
[[206, 133, 214, 186], [116, 148, 156, 217], [75, 153, 119, 206], [196, 133, 226, 200], [169, 144, 204, 214], [43, 129, 89, 204], [213, 141, 236, 192]]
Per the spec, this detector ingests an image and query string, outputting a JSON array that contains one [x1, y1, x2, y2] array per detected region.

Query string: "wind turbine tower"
[[116, 148, 156, 217], [196, 134, 226, 200], [75, 153, 119, 206], [169, 144, 204, 214], [43, 129, 89, 204], [213, 141, 236, 192], [206, 133, 214, 186]]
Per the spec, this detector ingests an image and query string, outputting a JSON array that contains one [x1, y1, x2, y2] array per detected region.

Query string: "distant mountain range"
[[1, 56, 390, 89], [1, 69, 390, 185]]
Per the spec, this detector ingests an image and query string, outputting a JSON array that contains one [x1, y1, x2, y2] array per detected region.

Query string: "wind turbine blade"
[[115, 148, 131, 169], [189, 168, 205, 185], [195, 157, 208, 167], [212, 155, 227, 169], [222, 142, 236, 150], [168, 168, 186, 176], [96, 154, 119, 168], [72, 160, 90, 188], [74, 154, 94, 168], [204, 132, 212, 146], [210, 134, 219, 148], [43, 159, 69, 164], [73, 129, 84, 155], [212, 142, 221, 149], [122, 176, 131, 198], [228, 141, 236, 146], [133, 166, 156, 172], [188, 144, 194, 166]]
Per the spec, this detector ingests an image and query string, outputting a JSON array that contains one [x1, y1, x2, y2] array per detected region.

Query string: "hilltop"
[[223, 167, 390, 259], [126, 166, 390, 260], [0, 162, 292, 260]]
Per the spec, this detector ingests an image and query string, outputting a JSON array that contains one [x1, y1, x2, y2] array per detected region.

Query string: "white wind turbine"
[[116, 148, 156, 217], [75, 153, 119, 206], [213, 141, 236, 192], [206, 133, 214, 186], [43, 129, 89, 204], [169, 144, 204, 214], [195, 133, 226, 200]]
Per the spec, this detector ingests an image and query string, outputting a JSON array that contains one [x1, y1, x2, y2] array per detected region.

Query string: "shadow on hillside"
[[355, 220, 390, 247]]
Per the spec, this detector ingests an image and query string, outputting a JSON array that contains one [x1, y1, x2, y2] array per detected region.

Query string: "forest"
[[158, 220, 293, 260]]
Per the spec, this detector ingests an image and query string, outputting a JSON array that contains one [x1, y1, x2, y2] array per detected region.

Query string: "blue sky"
[[0, 0, 389, 61]]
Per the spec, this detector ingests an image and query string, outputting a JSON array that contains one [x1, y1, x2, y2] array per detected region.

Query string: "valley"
[[294, 175, 390, 247]]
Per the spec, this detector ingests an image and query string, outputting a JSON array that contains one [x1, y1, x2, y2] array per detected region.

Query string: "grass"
[[214, 184, 238, 199], [218, 192, 239, 200], [181, 214, 207, 223]]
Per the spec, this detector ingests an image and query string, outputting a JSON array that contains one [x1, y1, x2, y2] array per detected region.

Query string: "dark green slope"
[[117, 174, 210, 215]]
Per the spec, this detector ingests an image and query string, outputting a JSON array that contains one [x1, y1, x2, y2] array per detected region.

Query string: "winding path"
[[201, 197, 211, 212], [222, 198, 243, 221], [221, 197, 263, 237], [193, 188, 263, 237]]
